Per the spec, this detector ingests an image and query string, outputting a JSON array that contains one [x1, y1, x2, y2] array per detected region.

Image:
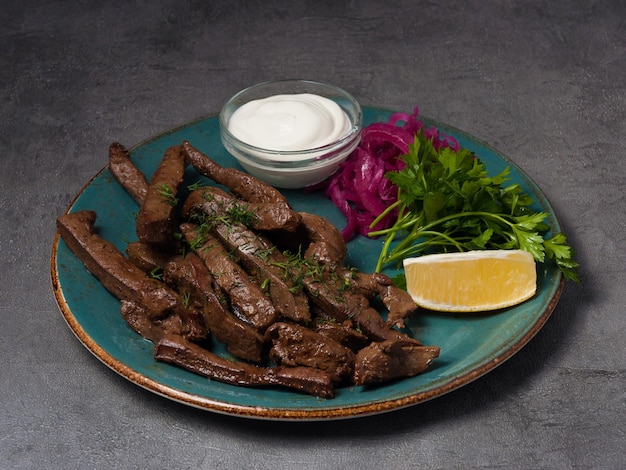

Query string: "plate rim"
[[50, 107, 565, 421]]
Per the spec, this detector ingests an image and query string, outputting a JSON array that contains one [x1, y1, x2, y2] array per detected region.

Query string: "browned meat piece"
[[120, 300, 164, 342], [126, 241, 178, 273], [347, 270, 392, 297], [57, 210, 179, 320], [62, 140, 440, 396], [120, 300, 208, 343], [155, 334, 335, 398], [302, 269, 421, 345], [162, 254, 209, 310], [136, 145, 186, 246], [183, 186, 301, 233], [351, 303, 422, 345], [265, 322, 355, 384], [314, 320, 370, 352], [201, 300, 265, 362], [211, 221, 311, 323], [180, 223, 278, 332], [163, 254, 264, 362], [296, 266, 362, 322], [183, 140, 289, 205], [353, 340, 440, 386], [108, 142, 149, 205], [299, 212, 347, 267], [379, 284, 420, 329], [346, 270, 418, 329], [173, 306, 208, 342], [299, 270, 353, 323]]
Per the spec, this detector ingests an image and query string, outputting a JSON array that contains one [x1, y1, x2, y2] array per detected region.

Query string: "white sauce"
[[227, 93, 351, 152]]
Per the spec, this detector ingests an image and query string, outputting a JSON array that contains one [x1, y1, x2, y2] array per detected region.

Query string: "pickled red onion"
[[324, 106, 459, 241]]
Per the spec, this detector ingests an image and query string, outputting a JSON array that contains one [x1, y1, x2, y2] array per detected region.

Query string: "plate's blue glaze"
[[51, 107, 564, 420]]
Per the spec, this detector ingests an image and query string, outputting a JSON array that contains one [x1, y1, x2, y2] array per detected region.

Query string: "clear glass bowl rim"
[[219, 79, 363, 161]]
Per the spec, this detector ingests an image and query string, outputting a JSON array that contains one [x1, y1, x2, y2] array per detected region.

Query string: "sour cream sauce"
[[227, 93, 351, 154]]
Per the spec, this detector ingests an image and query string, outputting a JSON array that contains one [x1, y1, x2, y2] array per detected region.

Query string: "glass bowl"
[[219, 79, 362, 189]]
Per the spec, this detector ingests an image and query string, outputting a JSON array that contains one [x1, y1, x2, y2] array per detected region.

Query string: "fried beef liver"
[[352, 302, 422, 345], [136, 145, 186, 246], [57, 210, 179, 320], [63, 140, 440, 398], [163, 253, 264, 362], [155, 334, 335, 398], [120, 300, 207, 343], [300, 268, 420, 345], [183, 140, 289, 205], [348, 270, 419, 329], [180, 223, 278, 332], [211, 221, 311, 323], [126, 241, 178, 273], [108, 142, 149, 205], [299, 212, 347, 267], [265, 322, 355, 384], [183, 186, 301, 233], [314, 320, 370, 352], [353, 340, 440, 386], [119, 300, 165, 342]]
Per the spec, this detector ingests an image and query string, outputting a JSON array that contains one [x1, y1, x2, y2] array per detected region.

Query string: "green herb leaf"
[[157, 183, 179, 207], [370, 130, 579, 283]]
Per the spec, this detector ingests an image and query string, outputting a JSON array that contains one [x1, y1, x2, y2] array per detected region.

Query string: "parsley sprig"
[[369, 131, 579, 282]]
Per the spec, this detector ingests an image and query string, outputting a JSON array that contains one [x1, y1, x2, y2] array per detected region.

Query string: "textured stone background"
[[1, 1, 624, 468]]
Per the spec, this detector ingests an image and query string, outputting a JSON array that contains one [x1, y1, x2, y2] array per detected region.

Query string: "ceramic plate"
[[51, 106, 564, 420]]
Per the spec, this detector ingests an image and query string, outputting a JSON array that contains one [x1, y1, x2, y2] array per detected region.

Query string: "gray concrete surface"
[[1, 1, 624, 468]]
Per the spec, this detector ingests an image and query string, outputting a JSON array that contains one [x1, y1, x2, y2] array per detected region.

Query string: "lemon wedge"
[[403, 250, 537, 312]]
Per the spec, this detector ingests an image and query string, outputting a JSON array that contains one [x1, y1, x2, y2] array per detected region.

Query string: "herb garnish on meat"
[[157, 183, 179, 207]]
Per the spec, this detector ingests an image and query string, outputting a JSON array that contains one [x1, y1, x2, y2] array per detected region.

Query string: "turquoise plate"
[[51, 106, 564, 420]]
